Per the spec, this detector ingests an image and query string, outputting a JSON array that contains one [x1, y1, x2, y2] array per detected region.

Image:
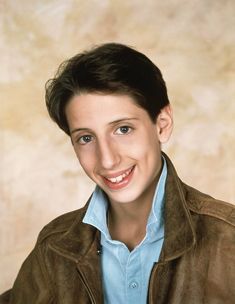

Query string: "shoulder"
[[183, 182, 235, 228], [36, 204, 88, 244]]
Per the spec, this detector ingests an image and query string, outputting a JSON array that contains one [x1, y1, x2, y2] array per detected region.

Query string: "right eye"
[[78, 135, 93, 145]]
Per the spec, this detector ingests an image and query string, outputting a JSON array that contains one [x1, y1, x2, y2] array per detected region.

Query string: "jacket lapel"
[[49, 205, 103, 303], [159, 153, 196, 262]]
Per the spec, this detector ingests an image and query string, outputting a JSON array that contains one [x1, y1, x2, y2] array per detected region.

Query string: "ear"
[[156, 105, 173, 143]]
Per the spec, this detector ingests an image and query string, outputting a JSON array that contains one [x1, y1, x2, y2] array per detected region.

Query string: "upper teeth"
[[106, 168, 132, 184]]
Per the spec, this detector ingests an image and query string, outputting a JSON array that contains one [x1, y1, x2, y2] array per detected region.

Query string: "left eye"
[[116, 126, 132, 135]]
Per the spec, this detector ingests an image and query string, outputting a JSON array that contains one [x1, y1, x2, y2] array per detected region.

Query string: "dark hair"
[[45, 43, 170, 135]]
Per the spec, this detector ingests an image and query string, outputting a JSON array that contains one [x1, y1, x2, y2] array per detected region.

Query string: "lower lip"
[[102, 166, 135, 191]]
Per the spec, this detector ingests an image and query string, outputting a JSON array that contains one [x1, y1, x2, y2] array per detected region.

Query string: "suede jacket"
[[1, 154, 235, 304]]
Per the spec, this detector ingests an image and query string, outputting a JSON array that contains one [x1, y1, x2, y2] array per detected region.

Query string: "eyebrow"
[[108, 117, 139, 125], [70, 117, 139, 135]]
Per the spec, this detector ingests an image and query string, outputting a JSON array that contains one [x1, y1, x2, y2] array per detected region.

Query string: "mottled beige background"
[[0, 0, 234, 293]]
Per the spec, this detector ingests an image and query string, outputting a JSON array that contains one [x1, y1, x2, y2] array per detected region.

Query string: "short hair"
[[45, 43, 170, 135]]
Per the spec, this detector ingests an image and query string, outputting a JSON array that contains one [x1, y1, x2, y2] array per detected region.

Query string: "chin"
[[104, 187, 144, 205]]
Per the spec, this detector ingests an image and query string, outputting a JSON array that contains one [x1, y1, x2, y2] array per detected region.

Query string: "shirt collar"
[[83, 156, 167, 239], [83, 187, 109, 237]]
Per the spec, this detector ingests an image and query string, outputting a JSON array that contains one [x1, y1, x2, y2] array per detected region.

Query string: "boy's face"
[[65, 93, 173, 206]]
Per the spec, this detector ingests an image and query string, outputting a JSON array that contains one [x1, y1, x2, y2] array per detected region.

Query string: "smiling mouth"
[[105, 167, 133, 183], [102, 166, 135, 189]]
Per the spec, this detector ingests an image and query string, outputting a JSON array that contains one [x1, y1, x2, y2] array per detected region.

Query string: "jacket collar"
[[49, 202, 100, 262], [158, 152, 196, 263], [49, 153, 196, 263]]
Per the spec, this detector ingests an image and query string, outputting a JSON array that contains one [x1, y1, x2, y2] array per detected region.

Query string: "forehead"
[[65, 93, 150, 127]]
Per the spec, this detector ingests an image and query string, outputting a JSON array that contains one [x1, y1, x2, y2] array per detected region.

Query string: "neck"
[[107, 206, 149, 251], [108, 196, 152, 225]]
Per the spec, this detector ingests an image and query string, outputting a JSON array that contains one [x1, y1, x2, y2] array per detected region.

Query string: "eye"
[[115, 126, 132, 135], [77, 135, 93, 145]]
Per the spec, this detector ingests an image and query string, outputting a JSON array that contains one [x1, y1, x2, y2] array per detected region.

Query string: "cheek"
[[74, 148, 97, 177], [126, 134, 160, 160]]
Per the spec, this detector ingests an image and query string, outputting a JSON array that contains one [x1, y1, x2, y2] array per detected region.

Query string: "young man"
[[1, 43, 235, 304]]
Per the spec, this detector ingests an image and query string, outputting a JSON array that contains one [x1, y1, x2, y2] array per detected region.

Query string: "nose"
[[97, 138, 121, 170]]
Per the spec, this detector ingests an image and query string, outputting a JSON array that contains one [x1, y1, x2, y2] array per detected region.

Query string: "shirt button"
[[129, 281, 139, 289]]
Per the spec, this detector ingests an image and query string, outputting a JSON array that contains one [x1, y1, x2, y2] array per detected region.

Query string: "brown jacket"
[[1, 154, 235, 303]]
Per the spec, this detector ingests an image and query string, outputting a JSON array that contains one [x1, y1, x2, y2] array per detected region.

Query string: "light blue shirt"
[[83, 157, 167, 304]]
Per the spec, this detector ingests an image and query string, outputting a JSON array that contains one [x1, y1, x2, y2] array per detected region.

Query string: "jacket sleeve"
[[0, 246, 54, 304]]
